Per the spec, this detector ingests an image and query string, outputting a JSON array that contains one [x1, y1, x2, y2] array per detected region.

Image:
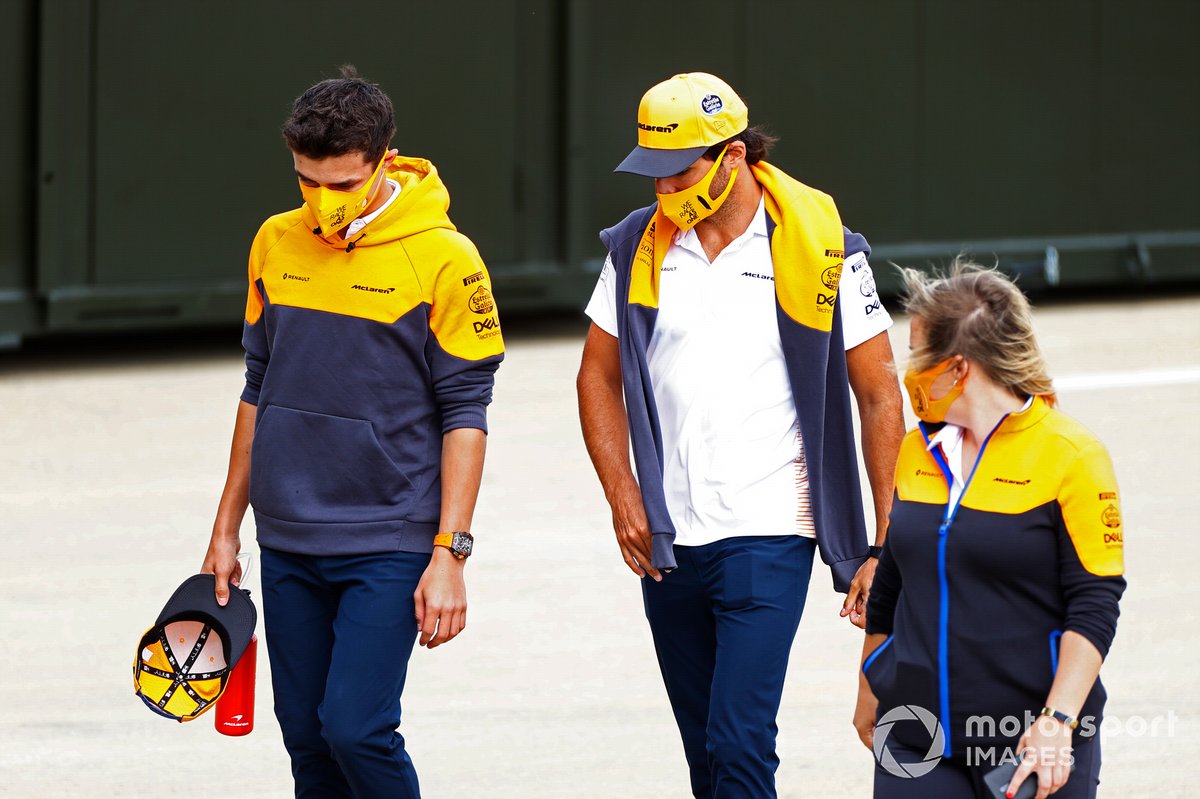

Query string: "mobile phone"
[[983, 760, 1075, 799], [982, 762, 1036, 799]]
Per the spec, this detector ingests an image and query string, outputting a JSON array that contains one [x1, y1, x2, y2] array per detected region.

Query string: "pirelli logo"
[[462, 271, 485, 286], [825, 248, 844, 258]]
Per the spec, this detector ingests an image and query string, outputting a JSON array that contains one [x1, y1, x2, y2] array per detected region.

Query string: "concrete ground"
[[1, 292, 1197, 798]]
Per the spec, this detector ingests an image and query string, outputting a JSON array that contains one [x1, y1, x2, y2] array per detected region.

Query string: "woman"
[[854, 262, 1126, 799]]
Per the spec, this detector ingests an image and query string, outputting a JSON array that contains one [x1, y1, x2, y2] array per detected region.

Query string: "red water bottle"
[[215, 634, 256, 736]]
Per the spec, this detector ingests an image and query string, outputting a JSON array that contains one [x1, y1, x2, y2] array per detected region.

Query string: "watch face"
[[451, 532, 473, 558]]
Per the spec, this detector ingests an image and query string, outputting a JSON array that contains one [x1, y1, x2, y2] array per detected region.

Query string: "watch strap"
[[1040, 706, 1080, 730], [867, 545, 884, 559], [434, 531, 472, 559]]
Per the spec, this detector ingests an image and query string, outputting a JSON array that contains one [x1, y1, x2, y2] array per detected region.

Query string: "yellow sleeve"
[[1059, 439, 1124, 576], [426, 232, 504, 360]]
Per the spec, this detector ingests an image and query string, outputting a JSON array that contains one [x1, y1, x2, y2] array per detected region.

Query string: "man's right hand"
[[201, 530, 242, 607], [608, 482, 661, 582]]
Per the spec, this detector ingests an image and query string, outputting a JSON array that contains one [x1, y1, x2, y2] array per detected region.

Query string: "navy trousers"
[[641, 535, 817, 799], [260, 546, 429, 799]]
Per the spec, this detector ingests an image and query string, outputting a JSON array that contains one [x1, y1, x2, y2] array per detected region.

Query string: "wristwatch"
[[1039, 706, 1080, 730], [434, 531, 474, 560], [866, 545, 884, 559]]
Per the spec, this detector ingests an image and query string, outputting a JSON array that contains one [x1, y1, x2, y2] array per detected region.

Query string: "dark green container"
[[3, 1, 1197, 346]]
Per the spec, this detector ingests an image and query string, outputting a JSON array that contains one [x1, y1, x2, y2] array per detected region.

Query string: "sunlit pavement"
[[1, 293, 1196, 798]]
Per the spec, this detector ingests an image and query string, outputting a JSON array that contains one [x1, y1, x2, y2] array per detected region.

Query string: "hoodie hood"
[[299, 155, 457, 250]]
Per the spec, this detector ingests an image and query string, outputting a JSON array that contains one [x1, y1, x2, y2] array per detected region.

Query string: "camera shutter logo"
[[873, 704, 945, 778]]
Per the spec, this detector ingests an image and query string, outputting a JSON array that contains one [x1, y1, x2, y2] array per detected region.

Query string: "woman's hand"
[[1007, 717, 1074, 798], [853, 682, 879, 750]]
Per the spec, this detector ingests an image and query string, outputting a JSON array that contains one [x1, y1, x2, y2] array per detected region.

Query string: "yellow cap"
[[615, 73, 750, 178]]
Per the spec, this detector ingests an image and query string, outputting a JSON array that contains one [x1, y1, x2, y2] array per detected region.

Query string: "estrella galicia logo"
[[821, 264, 842, 290], [637, 122, 679, 134], [817, 292, 836, 307], [865, 299, 882, 314], [873, 704, 945, 779], [469, 286, 495, 314], [1101, 504, 1121, 529], [860, 272, 877, 297], [701, 94, 723, 115]]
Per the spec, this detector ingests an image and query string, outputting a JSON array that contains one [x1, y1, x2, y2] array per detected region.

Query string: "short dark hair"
[[704, 125, 778, 164], [282, 65, 396, 162]]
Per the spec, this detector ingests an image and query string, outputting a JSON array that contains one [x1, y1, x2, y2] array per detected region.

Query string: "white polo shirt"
[[585, 199, 891, 546]]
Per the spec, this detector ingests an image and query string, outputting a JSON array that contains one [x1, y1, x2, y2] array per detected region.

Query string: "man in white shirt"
[[576, 72, 904, 798]]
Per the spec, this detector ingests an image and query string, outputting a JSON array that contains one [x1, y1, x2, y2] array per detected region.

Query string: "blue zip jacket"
[[864, 397, 1126, 756]]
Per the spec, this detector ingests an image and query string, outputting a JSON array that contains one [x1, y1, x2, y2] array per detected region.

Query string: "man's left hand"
[[840, 557, 878, 628], [414, 548, 467, 649]]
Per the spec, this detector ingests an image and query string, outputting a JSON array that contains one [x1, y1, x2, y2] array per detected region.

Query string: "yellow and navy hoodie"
[[864, 397, 1125, 756], [239, 156, 503, 556]]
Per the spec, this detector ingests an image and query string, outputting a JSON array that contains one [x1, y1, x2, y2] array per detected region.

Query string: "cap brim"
[[156, 574, 257, 669], [614, 144, 710, 178]]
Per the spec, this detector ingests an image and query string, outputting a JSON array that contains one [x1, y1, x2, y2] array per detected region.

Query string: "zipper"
[[921, 414, 1012, 757]]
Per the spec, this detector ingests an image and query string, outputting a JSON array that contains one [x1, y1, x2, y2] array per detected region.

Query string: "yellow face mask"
[[300, 155, 388, 239], [656, 146, 738, 231], [903, 358, 965, 424]]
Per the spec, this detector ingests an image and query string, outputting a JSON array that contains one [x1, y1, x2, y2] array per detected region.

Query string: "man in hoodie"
[[201, 67, 502, 798], [577, 73, 904, 797]]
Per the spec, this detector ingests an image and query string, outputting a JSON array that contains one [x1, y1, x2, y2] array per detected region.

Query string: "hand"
[[414, 547, 467, 649], [853, 683, 879, 750], [1008, 718, 1074, 798], [201, 527, 242, 607], [841, 556, 878, 628], [608, 482, 661, 581]]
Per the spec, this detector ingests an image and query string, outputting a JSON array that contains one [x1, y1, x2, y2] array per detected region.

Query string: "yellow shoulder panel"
[[1058, 438, 1124, 576], [257, 225, 425, 324], [959, 429, 1064, 514], [414, 230, 505, 360], [893, 428, 950, 505], [245, 212, 301, 324]]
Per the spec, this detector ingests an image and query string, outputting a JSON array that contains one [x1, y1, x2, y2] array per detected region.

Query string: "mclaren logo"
[[637, 122, 679, 133], [351, 284, 395, 294]]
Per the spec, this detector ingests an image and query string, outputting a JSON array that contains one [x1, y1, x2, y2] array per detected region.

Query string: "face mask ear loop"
[[233, 552, 254, 592], [704, 145, 739, 210]]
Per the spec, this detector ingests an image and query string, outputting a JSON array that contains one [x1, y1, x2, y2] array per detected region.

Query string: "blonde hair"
[[900, 258, 1056, 405]]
